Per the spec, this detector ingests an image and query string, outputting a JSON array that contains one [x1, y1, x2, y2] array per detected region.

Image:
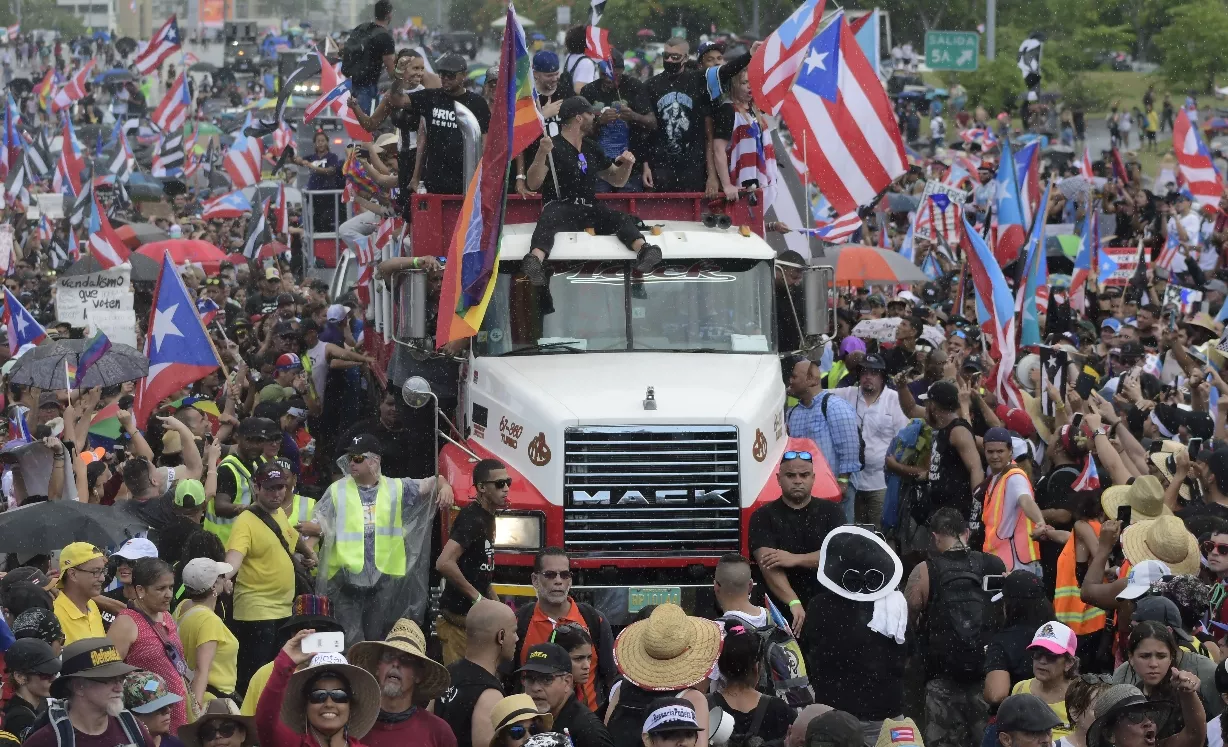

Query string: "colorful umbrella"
[[138, 240, 229, 270], [815, 245, 929, 286]]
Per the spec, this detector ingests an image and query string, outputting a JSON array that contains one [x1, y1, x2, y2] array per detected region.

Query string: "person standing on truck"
[[580, 51, 656, 194], [749, 450, 847, 635], [521, 97, 664, 286], [342, 0, 397, 115], [435, 459, 508, 665], [512, 51, 571, 197]]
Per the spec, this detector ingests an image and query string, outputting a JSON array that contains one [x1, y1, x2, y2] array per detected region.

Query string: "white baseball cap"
[[181, 557, 234, 595], [113, 538, 159, 561], [1116, 559, 1172, 600]]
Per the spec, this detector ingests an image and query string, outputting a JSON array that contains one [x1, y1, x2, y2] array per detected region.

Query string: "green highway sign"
[[924, 31, 980, 71]]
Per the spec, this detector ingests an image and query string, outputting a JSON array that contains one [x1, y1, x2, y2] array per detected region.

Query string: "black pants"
[[530, 200, 644, 256], [232, 617, 288, 695]]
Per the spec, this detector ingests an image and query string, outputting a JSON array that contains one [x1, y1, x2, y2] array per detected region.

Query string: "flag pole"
[[65, 360, 71, 405]]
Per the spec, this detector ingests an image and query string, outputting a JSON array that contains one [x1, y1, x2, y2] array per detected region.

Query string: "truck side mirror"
[[804, 265, 836, 339]]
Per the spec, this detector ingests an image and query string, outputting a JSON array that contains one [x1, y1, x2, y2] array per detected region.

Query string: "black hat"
[[345, 432, 382, 457], [52, 638, 138, 697], [927, 381, 960, 411], [277, 293, 296, 307], [816, 526, 902, 602], [962, 355, 984, 372], [237, 417, 280, 440], [435, 53, 467, 73], [2, 582, 54, 617], [804, 711, 863, 747], [1118, 340, 1144, 361], [254, 461, 291, 488], [1087, 685, 1177, 747], [518, 643, 572, 675], [996, 693, 1063, 733], [5, 638, 60, 675], [11, 607, 62, 643], [996, 569, 1045, 603], [861, 353, 886, 372], [559, 96, 601, 121]]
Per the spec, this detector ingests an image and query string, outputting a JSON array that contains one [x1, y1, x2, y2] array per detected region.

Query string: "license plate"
[[628, 586, 681, 613]]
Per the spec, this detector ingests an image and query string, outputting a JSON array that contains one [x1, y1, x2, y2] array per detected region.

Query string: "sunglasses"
[[663, 53, 685, 61], [349, 454, 369, 464], [1203, 541, 1228, 556], [307, 689, 351, 704], [783, 451, 813, 461], [538, 570, 571, 580], [507, 724, 543, 740], [550, 622, 584, 643], [482, 478, 513, 489], [1119, 710, 1155, 726], [200, 722, 240, 741], [521, 672, 566, 687], [1030, 649, 1064, 661]]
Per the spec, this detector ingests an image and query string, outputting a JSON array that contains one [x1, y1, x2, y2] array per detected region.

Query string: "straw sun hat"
[[1121, 515, 1200, 576], [1100, 475, 1172, 522], [280, 652, 381, 739], [347, 618, 450, 701], [613, 604, 721, 691]]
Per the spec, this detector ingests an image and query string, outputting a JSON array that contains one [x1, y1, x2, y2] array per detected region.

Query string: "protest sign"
[[1100, 246, 1141, 286], [55, 265, 137, 347], [34, 194, 64, 220], [914, 180, 969, 242]]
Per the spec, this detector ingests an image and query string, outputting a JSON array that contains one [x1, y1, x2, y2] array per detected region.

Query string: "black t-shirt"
[[709, 692, 794, 744], [929, 417, 975, 523], [341, 417, 431, 479], [882, 343, 920, 377], [435, 658, 503, 747], [408, 88, 491, 195], [541, 135, 613, 204], [117, 493, 177, 536], [2, 694, 41, 739], [439, 502, 496, 614], [580, 77, 652, 161], [245, 293, 279, 317], [554, 695, 615, 747], [984, 623, 1037, 688], [215, 455, 263, 502], [1035, 465, 1080, 595], [748, 497, 846, 609], [348, 23, 395, 86], [645, 70, 709, 183]]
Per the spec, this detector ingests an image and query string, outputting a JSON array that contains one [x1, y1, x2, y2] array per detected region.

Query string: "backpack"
[[717, 613, 815, 710], [924, 550, 993, 681], [557, 54, 587, 98], [29, 699, 148, 747], [818, 392, 866, 473], [709, 693, 784, 747], [341, 22, 383, 84]]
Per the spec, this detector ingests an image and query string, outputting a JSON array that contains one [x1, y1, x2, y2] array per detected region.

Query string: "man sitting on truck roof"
[[521, 97, 664, 286]]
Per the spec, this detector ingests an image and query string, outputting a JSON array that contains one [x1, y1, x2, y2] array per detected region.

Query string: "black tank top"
[[607, 680, 682, 747], [929, 417, 973, 520], [435, 659, 503, 747]]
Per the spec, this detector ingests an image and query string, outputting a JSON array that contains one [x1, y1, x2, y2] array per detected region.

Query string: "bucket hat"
[[613, 604, 721, 691], [347, 618, 450, 701]]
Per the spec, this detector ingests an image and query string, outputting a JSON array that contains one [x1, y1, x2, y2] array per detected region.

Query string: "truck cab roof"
[[499, 220, 777, 261]]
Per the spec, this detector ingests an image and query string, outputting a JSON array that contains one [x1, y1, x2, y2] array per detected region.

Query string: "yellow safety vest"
[[285, 493, 316, 526], [326, 476, 407, 579], [205, 455, 261, 545], [826, 361, 848, 389], [300, 352, 316, 401]]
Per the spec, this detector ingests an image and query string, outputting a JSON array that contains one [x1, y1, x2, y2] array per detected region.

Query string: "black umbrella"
[[62, 253, 160, 281], [7, 78, 32, 96], [9, 339, 149, 390], [115, 37, 137, 55], [0, 500, 148, 553]]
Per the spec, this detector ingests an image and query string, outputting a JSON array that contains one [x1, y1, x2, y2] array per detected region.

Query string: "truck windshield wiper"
[[501, 342, 587, 356]]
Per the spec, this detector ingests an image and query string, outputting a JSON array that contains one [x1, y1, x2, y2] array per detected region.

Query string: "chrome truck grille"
[[562, 426, 741, 557]]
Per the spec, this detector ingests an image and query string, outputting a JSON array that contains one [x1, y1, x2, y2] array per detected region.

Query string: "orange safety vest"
[[982, 465, 1040, 570], [1054, 520, 1106, 635]]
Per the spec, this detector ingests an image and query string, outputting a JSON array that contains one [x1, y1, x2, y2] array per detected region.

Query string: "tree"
[[1154, 2, 1228, 93], [0, 0, 84, 36]]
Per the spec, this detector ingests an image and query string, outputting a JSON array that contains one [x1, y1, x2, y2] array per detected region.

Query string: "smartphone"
[[301, 632, 345, 654], [1075, 372, 1097, 400], [1071, 413, 1083, 432], [983, 575, 1006, 593], [1190, 437, 1204, 461], [1148, 440, 1165, 454], [1117, 505, 1132, 526]]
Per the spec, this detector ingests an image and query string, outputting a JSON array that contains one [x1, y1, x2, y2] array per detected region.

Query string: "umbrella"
[[258, 241, 290, 259], [1205, 116, 1228, 133], [242, 182, 302, 204], [8, 338, 149, 390], [885, 193, 919, 212], [852, 317, 903, 342], [814, 245, 929, 286], [190, 62, 219, 73], [637, 28, 656, 38], [7, 78, 31, 96], [0, 500, 148, 554], [94, 68, 134, 83], [138, 239, 228, 269], [490, 13, 533, 26], [115, 37, 138, 55], [114, 223, 170, 249], [62, 253, 161, 282]]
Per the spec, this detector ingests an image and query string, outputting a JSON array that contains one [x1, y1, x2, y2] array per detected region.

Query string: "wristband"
[[787, 599, 802, 608], [516, 175, 526, 181]]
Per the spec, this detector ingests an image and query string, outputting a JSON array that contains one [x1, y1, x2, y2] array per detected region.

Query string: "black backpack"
[[341, 22, 383, 84], [786, 392, 866, 473], [28, 699, 148, 747], [716, 614, 814, 710], [557, 54, 587, 98], [924, 550, 993, 681]]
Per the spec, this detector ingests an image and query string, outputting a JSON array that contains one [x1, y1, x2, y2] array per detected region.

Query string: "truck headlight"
[[494, 513, 543, 550]]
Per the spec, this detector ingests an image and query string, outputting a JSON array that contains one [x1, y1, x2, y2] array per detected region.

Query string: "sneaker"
[[521, 253, 547, 286], [634, 244, 663, 274]]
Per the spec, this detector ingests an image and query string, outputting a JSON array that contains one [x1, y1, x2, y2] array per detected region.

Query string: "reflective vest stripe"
[[1054, 519, 1105, 634], [287, 494, 314, 526], [204, 456, 257, 543], [982, 466, 1041, 570]]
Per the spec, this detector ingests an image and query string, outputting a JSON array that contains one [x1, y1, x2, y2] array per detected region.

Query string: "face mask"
[[662, 60, 683, 75]]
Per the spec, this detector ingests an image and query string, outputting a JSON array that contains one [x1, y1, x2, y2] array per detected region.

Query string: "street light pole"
[[751, 0, 759, 38], [986, 0, 995, 59]]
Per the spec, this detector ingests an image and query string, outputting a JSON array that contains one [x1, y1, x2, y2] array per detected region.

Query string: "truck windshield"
[[475, 258, 776, 355]]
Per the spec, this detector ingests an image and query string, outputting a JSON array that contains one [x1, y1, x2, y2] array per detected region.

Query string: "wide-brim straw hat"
[[281, 653, 381, 739], [1149, 450, 1192, 502], [1020, 391, 1054, 443], [1087, 685, 1177, 747], [347, 618, 450, 701], [177, 699, 256, 747], [874, 717, 924, 747], [1101, 475, 1172, 522], [614, 603, 721, 691], [1121, 516, 1200, 576], [488, 694, 554, 747]]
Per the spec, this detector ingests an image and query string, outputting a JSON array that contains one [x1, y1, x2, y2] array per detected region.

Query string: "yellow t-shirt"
[[226, 510, 299, 622], [1011, 678, 1072, 739], [53, 593, 105, 645], [241, 660, 275, 717], [173, 602, 239, 698]]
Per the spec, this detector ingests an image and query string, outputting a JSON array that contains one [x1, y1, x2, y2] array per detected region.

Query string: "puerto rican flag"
[[1157, 227, 1183, 275], [993, 139, 1027, 266], [87, 194, 132, 269], [585, 25, 611, 65], [3, 288, 47, 355], [224, 118, 265, 188], [36, 214, 53, 242], [800, 211, 861, 243], [196, 297, 220, 325], [151, 70, 191, 134], [1079, 148, 1095, 180], [133, 16, 181, 77], [727, 110, 780, 213], [304, 78, 352, 124], [1173, 109, 1224, 209], [54, 118, 85, 197], [1069, 205, 1098, 312], [748, 0, 826, 115], [265, 121, 294, 164], [916, 193, 962, 249], [1014, 141, 1041, 228], [318, 53, 372, 142], [0, 94, 19, 180], [777, 12, 906, 217], [959, 128, 998, 148], [1072, 456, 1101, 491], [964, 214, 1023, 409], [201, 189, 252, 219], [50, 59, 95, 112]]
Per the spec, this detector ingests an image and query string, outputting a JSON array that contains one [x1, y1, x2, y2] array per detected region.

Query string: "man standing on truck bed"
[[343, 0, 397, 115], [749, 451, 846, 636]]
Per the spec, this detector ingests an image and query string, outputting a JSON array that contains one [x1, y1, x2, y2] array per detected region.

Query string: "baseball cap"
[[123, 671, 184, 714], [345, 432, 382, 457], [174, 478, 207, 509], [1117, 559, 1172, 600], [1101, 318, 1121, 333], [436, 53, 467, 73], [984, 427, 1012, 445], [1027, 621, 1076, 657], [642, 698, 699, 734], [254, 461, 291, 488], [53, 638, 138, 697], [58, 542, 104, 584], [5, 638, 60, 675], [264, 266, 280, 280], [697, 40, 724, 56], [996, 693, 1062, 733], [962, 354, 984, 372], [995, 405, 1036, 439], [38, 391, 61, 410], [326, 304, 349, 322], [0, 566, 53, 593], [927, 381, 960, 411], [1131, 595, 1187, 634], [237, 417, 280, 440], [532, 50, 559, 72], [10, 607, 62, 643], [805, 710, 862, 747], [276, 353, 303, 371], [861, 354, 886, 372], [559, 96, 601, 121], [181, 557, 234, 595], [113, 538, 158, 561], [277, 292, 296, 307], [517, 643, 572, 675]]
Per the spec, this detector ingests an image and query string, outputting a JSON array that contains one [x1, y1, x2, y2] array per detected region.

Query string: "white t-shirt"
[[562, 53, 598, 89], [308, 340, 328, 398], [991, 471, 1033, 540], [709, 607, 769, 685], [397, 83, 425, 150], [1209, 714, 1224, 747], [831, 386, 911, 492]]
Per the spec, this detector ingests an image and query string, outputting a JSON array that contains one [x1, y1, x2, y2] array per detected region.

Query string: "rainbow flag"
[[436, 3, 542, 345], [76, 330, 111, 386], [35, 68, 55, 111], [65, 362, 77, 389]]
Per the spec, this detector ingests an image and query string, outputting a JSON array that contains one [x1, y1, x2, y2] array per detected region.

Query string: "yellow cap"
[[57, 542, 105, 586]]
